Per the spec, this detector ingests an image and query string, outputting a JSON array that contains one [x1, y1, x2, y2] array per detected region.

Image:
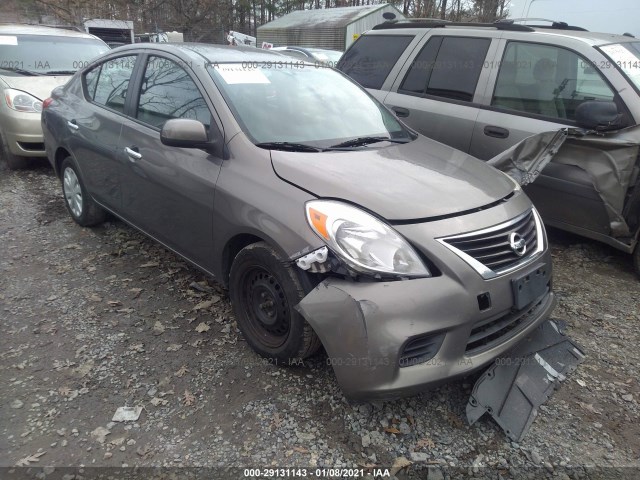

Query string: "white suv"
[[338, 20, 640, 274]]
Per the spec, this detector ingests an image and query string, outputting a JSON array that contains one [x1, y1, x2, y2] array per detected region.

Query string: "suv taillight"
[[42, 98, 54, 109]]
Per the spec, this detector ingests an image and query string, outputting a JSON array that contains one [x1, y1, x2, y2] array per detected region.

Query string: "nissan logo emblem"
[[509, 232, 527, 257]]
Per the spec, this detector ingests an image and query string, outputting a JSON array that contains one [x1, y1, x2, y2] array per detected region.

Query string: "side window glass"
[[92, 56, 137, 113], [84, 66, 100, 100], [136, 56, 211, 129], [399, 37, 442, 95], [492, 42, 616, 121], [338, 35, 414, 89], [426, 37, 491, 102]]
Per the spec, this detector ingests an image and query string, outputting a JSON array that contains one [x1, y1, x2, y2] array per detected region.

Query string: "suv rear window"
[[338, 35, 413, 89], [400, 36, 490, 102]]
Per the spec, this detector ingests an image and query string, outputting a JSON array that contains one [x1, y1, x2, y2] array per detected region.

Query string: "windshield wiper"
[[44, 70, 77, 75], [0, 66, 44, 76], [327, 136, 410, 149], [256, 142, 323, 152]]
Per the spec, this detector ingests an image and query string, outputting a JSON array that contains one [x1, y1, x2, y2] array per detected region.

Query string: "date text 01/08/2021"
[[243, 468, 392, 478]]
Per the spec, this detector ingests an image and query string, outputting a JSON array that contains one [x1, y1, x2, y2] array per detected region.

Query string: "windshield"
[[207, 63, 410, 147], [600, 42, 640, 92], [0, 34, 109, 75]]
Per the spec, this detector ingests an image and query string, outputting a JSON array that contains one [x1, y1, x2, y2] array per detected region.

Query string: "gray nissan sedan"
[[41, 44, 556, 399]]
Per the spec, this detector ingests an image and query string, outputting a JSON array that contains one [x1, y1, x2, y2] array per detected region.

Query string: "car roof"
[[368, 22, 637, 47], [0, 24, 100, 39], [109, 43, 293, 63]]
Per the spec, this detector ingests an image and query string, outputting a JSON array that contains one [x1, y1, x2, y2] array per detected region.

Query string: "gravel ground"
[[1, 165, 639, 479]]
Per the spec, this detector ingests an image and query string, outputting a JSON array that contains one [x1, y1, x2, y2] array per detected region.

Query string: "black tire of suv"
[[0, 129, 30, 170], [229, 241, 322, 364], [60, 157, 107, 227], [633, 244, 640, 279]]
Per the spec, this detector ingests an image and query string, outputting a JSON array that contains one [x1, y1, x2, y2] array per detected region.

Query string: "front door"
[[118, 54, 223, 272], [470, 40, 625, 235]]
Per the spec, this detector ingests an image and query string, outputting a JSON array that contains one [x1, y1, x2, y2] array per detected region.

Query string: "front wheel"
[[60, 157, 106, 227], [229, 242, 321, 363]]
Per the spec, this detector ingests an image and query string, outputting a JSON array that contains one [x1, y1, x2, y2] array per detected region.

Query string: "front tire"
[[60, 157, 106, 226], [229, 242, 321, 363]]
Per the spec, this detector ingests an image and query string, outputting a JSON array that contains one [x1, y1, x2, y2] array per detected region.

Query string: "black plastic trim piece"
[[373, 21, 535, 32]]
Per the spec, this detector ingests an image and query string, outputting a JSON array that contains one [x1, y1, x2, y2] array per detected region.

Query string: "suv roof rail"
[[500, 18, 588, 31], [403, 18, 452, 22], [373, 20, 535, 32]]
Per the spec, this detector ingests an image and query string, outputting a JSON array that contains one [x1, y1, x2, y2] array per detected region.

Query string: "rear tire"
[[633, 244, 640, 279], [60, 157, 106, 227], [229, 242, 321, 363], [0, 129, 30, 170]]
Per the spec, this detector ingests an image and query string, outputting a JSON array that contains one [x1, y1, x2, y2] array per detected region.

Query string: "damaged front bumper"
[[295, 257, 556, 400]]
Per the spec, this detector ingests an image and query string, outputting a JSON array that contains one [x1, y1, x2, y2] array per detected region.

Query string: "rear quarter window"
[[338, 35, 413, 89], [83, 55, 137, 114]]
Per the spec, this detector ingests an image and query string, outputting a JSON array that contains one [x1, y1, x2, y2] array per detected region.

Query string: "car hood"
[[271, 136, 514, 221], [0, 75, 71, 101]]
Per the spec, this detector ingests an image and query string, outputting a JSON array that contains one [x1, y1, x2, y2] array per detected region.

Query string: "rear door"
[[117, 53, 224, 271], [71, 55, 138, 210], [382, 33, 497, 153]]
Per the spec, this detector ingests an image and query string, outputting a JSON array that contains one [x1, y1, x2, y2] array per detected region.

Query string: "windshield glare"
[[0, 35, 109, 75], [208, 63, 409, 146], [600, 42, 640, 91]]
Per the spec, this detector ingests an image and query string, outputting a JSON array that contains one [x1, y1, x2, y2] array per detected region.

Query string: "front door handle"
[[67, 120, 79, 132], [392, 106, 410, 118], [125, 146, 142, 161], [484, 125, 510, 139]]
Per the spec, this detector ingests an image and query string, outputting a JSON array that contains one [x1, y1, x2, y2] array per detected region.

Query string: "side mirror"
[[160, 118, 211, 148], [575, 101, 624, 131]]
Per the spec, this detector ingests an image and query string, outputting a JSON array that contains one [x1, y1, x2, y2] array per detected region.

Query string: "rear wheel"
[[0, 129, 29, 170], [229, 242, 321, 363], [633, 244, 640, 278], [61, 157, 106, 226]]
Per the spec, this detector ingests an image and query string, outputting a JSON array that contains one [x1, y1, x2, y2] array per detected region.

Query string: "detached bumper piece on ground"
[[467, 319, 585, 442]]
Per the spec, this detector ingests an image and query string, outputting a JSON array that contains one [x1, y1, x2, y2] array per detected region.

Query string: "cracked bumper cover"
[[295, 252, 556, 400]]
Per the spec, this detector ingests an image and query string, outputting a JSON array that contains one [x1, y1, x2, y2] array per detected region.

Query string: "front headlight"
[[4, 89, 43, 113], [305, 200, 430, 278]]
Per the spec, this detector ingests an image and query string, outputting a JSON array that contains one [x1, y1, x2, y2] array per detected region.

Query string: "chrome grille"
[[438, 209, 543, 279]]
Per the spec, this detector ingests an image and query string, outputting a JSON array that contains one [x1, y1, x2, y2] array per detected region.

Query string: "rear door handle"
[[125, 146, 142, 161], [483, 125, 510, 139], [67, 120, 79, 132], [392, 106, 410, 118]]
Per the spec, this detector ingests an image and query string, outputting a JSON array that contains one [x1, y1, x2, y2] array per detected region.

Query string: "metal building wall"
[[345, 5, 405, 50], [258, 27, 346, 51]]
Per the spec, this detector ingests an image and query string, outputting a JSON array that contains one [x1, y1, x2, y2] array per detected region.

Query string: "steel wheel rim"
[[241, 266, 290, 348], [63, 167, 83, 218]]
